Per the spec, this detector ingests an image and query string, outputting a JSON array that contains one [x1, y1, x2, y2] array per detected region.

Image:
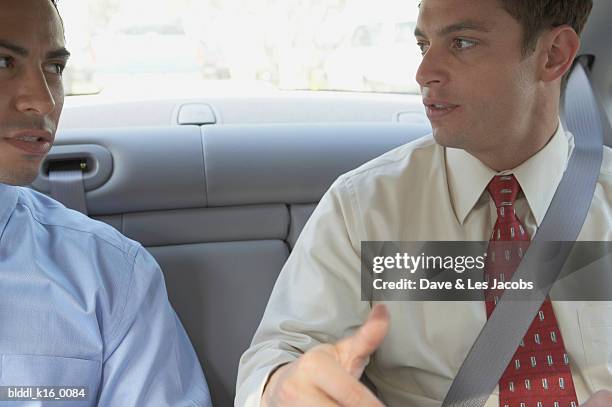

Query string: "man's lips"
[[3, 129, 54, 156], [423, 98, 460, 120]]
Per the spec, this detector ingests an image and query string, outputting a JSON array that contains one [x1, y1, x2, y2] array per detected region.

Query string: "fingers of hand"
[[263, 352, 344, 407], [266, 349, 384, 407], [336, 304, 390, 377], [303, 350, 384, 407], [262, 305, 390, 407]]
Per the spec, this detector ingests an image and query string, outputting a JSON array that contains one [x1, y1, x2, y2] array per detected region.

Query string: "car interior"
[[30, 0, 612, 405]]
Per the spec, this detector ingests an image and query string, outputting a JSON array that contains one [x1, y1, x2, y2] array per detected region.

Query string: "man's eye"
[[0, 56, 14, 69], [452, 38, 477, 50], [416, 41, 430, 55], [44, 63, 65, 75]]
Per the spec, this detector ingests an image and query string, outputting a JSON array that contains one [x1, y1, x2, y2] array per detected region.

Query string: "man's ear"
[[537, 25, 581, 83]]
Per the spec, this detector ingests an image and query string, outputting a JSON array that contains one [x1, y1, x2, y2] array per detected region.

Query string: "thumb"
[[335, 304, 390, 378]]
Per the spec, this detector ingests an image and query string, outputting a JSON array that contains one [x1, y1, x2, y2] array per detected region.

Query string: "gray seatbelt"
[[442, 60, 605, 407], [49, 168, 89, 215]]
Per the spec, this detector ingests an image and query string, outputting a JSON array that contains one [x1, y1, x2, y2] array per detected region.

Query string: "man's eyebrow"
[[414, 20, 491, 38], [47, 47, 71, 59], [0, 39, 70, 59], [439, 20, 491, 36], [0, 39, 28, 56]]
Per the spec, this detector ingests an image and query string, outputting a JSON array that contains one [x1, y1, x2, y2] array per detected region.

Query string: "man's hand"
[[581, 390, 612, 406], [262, 304, 390, 407]]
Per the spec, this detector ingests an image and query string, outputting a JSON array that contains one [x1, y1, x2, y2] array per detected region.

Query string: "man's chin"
[[431, 128, 464, 149], [0, 166, 41, 186]]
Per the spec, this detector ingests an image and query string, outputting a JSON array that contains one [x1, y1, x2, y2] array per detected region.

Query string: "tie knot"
[[487, 175, 521, 209]]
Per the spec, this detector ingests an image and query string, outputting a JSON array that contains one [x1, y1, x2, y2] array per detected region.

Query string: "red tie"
[[485, 175, 578, 407]]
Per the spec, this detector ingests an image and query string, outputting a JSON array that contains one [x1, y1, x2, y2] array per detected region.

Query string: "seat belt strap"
[[49, 168, 89, 215], [442, 61, 604, 407]]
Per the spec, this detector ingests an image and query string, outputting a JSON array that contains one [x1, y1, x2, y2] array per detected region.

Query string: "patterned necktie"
[[484, 175, 578, 407]]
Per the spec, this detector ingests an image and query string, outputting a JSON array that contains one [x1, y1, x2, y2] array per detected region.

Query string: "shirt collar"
[[0, 183, 20, 235], [445, 121, 571, 226]]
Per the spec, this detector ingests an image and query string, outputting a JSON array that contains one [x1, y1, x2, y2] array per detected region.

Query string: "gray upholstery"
[[123, 205, 289, 247], [54, 126, 207, 214], [35, 123, 431, 407], [203, 123, 429, 205], [287, 204, 317, 250], [150, 241, 288, 407]]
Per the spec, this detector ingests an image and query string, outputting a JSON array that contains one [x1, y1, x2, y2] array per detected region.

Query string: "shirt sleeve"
[[235, 177, 372, 406], [96, 245, 212, 407]]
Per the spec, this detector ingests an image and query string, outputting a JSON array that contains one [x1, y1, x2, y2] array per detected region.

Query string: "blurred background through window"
[[58, 0, 422, 97]]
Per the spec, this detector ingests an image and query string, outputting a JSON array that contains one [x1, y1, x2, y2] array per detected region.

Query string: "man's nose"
[[13, 68, 56, 116], [415, 46, 449, 89]]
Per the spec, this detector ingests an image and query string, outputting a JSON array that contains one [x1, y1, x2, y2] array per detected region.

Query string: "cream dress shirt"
[[236, 123, 612, 407]]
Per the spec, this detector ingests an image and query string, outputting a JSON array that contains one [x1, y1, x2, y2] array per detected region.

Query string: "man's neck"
[[475, 103, 560, 171], [478, 131, 558, 171]]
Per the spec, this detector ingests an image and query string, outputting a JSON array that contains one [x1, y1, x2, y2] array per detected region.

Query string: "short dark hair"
[[498, 0, 593, 55]]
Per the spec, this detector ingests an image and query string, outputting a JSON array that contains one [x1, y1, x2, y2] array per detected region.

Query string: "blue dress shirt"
[[0, 183, 212, 406]]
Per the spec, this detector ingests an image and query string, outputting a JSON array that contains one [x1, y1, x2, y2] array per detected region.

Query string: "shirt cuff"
[[240, 363, 289, 407]]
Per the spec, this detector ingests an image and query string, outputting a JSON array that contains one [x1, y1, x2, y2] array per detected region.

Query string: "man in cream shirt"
[[236, 0, 612, 406]]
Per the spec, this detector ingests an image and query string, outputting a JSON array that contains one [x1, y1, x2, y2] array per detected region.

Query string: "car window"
[[351, 24, 383, 47], [395, 21, 416, 43], [57, 0, 422, 97]]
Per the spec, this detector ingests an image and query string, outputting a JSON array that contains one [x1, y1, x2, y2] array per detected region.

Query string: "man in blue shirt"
[[0, 0, 212, 405]]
